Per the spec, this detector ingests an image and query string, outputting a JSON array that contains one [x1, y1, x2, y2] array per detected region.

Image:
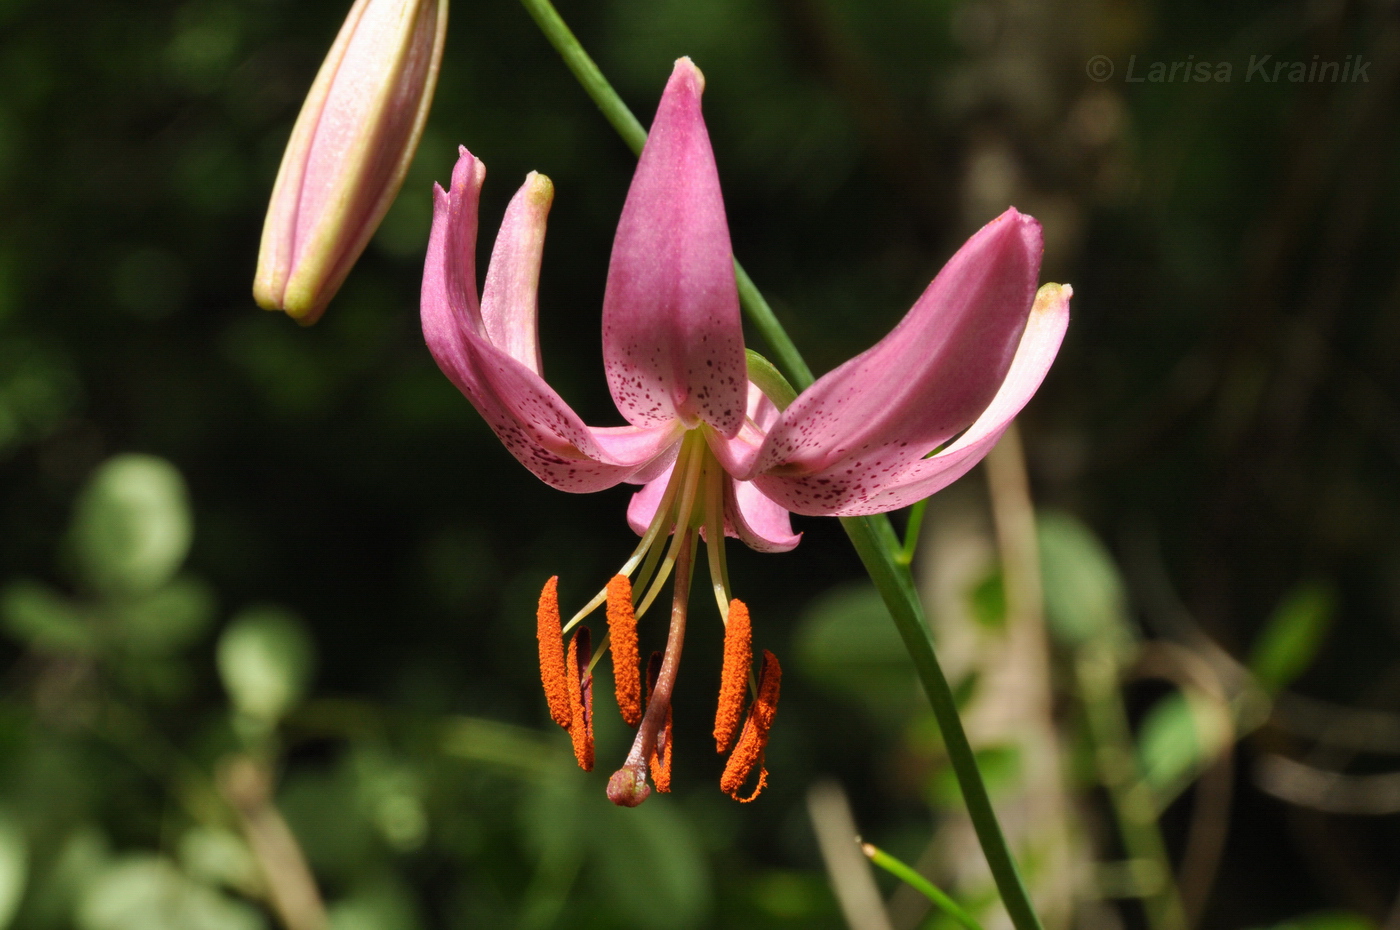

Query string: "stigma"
[[533, 430, 781, 805]]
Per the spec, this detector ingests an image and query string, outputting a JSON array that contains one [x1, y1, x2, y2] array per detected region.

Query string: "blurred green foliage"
[[1249, 582, 1335, 696]]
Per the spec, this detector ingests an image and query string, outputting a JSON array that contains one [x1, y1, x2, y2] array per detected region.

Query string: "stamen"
[[645, 651, 672, 792], [565, 627, 595, 771], [607, 575, 642, 727], [703, 451, 731, 617], [536, 577, 571, 728], [714, 598, 752, 753], [635, 435, 706, 621], [586, 630, 609, 676], [617, 426, 690, 576], [721, 650, 782, 803], [561, 430, 690, 636]]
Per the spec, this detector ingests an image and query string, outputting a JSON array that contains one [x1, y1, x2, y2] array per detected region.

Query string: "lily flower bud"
[[254, 0, 448, 324]]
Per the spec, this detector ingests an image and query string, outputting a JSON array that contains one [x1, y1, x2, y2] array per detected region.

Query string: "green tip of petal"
[[277, 282, 329, 326], [1033, 282, 1072, 314], [673, 56, 704, 93], [252, 283, 281, 313], [524, 171, 554, 207]]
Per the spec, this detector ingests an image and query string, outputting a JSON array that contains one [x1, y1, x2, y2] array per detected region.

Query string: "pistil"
[[607, 530, 696, 806]]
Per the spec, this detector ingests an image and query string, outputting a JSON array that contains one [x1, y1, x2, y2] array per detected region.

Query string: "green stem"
[[518, 0, 647, 155], [735, 260, 814, 388], [863, 842, 985, 930], [897, 498, 929, 566], [519, 4, 1042, 929]]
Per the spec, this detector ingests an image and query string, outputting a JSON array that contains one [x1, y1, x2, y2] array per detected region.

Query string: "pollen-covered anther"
[[720, 650, 781, 803], [713, 598, 751, 752], [536, 577, 571, 728], [645, 652, 672, 792], [565, 627, 595, 771], [607, 575, 642, 727]]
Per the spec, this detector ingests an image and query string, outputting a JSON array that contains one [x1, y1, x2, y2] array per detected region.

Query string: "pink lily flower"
[[255, 0, 448, 324], [421, 58, 1070, 805]]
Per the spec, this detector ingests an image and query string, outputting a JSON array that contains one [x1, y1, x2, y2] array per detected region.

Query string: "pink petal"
[[481, 172, 552, 375], [626, 471, 671, 536], [706, 382, 777, 478], [595, 427, 682, 485], [746, 209, 1044, 503], [725, 478, 802, 552], [422, 149, 678, 492], [602, 58, 747, 438], [421, 149, 484, 363], [756, 283, 1071, 515]]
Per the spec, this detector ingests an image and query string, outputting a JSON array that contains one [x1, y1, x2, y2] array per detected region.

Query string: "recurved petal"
[[725, 478, 801, 552], [746, 209, 1044, 506], [481, 171, 553, 375], [626, 471, 671, 536], [602, 58, 747, 438], [422, 148, 485, 367], [756, 283, 1070, 516], [422, 150, 676, 493]]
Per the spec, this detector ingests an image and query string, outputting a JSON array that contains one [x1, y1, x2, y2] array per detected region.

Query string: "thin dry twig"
[[984, 424, 1077, 928], [808, 780, 895, 930], [219, 756, 328, 930], [1256, 755, 1400, 815]]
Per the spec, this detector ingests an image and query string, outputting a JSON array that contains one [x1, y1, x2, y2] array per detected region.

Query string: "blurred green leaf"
[[1248, 582, 1335, 695], [1, 581, 92, 653], [1037, 511, 1131, 649], [967, 568, 1007, 631], [278, 769, 377, 878], [952, 670, 980, 711], [517, 772, 588, 930], [176, 829, 258, 897], [216, 605, 314, 724], [748, 869, 832, 921], [794, 584, 916, 712], [0, 338, 80, 451], [1250, 912, 1377, 930], [328, 876, 421, 930], [27, 827, 110, 929], [349, 751, 428, 854], [929, 745, 1023, 807], [113, 578, 215, 654], [1136, 690, 1229, 801], [439, 715, 566, 777], [71, 455, 192, 597], [589, 797, 710, 930], [0, 810, 29, 930], [75, 856, 264, 930]]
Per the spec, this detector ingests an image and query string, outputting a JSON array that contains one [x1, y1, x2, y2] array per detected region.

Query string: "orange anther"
[[607, 575, 642, 727], [720, 650, 781, 802], [566, 627, 595, 772], [536, 577, 571, 728], [645, 652, 672, 792], [713, 598, 751, 753]]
